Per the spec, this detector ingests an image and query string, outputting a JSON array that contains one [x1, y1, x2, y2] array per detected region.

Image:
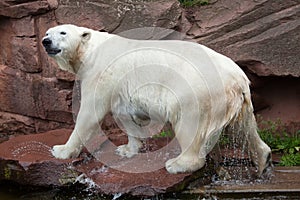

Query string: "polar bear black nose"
[[42, 38, 52, 47]]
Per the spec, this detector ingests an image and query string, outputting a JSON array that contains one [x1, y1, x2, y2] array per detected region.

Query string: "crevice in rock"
[[238, 61, 300, 131]]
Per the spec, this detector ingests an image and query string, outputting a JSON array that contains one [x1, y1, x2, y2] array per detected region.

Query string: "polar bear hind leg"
[[165, 123, 206, 174], [244, 113, 272, 175], [232, 92, 272, 176], [115, 135, 142, 158], [165, 150, 206, 174], [114, 113, 144, 158]]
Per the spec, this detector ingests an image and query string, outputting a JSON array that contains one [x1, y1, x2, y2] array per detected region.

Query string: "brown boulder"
[[0, 0, 57, 18], [0, 65, 73, 123], [54, 0, 182, 32], [185, 0, 300, 77]]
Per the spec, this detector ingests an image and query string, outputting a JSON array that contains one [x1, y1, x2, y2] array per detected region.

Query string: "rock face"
[[0, 1, 299, 137], [187, 0, 300, 77], [182, 0, 300, 129], [0, 3, 76, 140]]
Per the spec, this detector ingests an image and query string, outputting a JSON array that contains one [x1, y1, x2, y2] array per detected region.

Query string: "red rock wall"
[[0, 0, 75, 140], [0, 0, 299, 139]]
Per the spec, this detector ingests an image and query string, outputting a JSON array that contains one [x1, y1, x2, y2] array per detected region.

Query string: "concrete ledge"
[[187, 166, 300, 195]]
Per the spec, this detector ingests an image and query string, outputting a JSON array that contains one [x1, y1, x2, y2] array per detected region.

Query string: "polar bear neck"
[[52, 43, 83, 74], [69, 44, 84, 73], [54, 55, 77, 74], [70, 31, 115, 77], [55, 38, 90, 75]]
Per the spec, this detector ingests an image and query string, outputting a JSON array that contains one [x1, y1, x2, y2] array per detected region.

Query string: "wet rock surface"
[[0, 129, 211, 196], [0, 129, 78, 187], [1, 128, 300, 198], [188, 166, 300, 199]]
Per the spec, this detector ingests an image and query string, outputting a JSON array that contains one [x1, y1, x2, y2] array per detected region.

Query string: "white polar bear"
[[42, 24, 271, 175]]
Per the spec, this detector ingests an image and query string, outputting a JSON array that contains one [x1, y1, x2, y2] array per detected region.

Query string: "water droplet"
[[11, 141, 52, 158], [112, 193, 122, 200]]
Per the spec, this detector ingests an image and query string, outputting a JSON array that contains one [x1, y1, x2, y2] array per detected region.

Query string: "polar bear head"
[[42, 24, 91, 73]]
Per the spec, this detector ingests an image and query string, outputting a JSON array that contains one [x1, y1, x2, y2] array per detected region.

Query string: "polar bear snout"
[[42, 38, 52, 47], [42, 38, 62, 56]]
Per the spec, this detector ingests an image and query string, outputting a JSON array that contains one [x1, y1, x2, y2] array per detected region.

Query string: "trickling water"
[[75, 174, 98, 191], [90, 165, 109, 175], [11, 141, 52, 158], [209, 125, 273, 187]]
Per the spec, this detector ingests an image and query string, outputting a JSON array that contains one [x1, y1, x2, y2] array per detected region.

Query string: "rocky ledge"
[[0, 129, 212, 197]]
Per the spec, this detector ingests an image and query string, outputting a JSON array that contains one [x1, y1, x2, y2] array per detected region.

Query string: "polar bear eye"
[[60, 31, 67, 35]]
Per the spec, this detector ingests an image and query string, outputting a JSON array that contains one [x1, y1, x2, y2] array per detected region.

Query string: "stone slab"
[[0, 129, 209, 196]]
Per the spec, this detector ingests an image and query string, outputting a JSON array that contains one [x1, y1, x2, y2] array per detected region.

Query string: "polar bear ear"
[[81, 31, 91, 43]]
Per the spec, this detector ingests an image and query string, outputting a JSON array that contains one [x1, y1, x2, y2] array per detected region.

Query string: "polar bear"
[[42, 24, 271, 175]]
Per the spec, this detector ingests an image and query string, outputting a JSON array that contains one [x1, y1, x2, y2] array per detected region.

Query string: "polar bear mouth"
[[45, 47, 62, 56]]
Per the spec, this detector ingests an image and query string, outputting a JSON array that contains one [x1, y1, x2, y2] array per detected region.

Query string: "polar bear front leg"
[[52, 143, 82, 159], [116, 136, 142, 158], [51, 96, 107, 159], [52, 129, 85, 159], [52, 124, 101, 159]]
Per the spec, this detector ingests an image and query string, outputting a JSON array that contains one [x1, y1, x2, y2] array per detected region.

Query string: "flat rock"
[[0, 129, 209, 196]]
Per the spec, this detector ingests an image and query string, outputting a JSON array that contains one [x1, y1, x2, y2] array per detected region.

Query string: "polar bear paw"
[[115, 144, 139, 158], [165, 156, 205, 174], [51, 144, 80, 159]]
